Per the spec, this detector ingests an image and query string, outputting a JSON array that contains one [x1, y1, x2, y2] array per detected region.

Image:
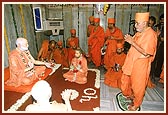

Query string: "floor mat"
[[116, 92, 140, 111], [8, 68, 100, 111], [48, 68, 100, 111]]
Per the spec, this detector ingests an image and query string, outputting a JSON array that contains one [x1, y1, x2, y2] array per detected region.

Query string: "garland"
[[61, 89, 79, 101], [7, 92, 31, 111], [89, 69, 100, 89], [19, 50, 35, 76], [93, 107, 100, 111]]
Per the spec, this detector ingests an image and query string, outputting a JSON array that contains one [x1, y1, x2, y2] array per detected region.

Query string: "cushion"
[[4, 67, 10, 82], [4, 68, 52, 93]]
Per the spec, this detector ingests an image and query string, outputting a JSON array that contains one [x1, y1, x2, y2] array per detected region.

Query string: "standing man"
[[87, 16, 95, 37], [88, 18, 105, 67], [153, 14, 164, 81], [66, 29, 79, 48], [148, 16, 157, 88], [148, 16, 156, 30], [120, 12, 157, 111], [87, 16, 95, 62], [67, 41, 77, 65], [103, 18, 124, 69]]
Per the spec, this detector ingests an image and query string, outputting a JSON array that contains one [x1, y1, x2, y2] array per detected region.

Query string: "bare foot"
[[127, 105, 138, 111]]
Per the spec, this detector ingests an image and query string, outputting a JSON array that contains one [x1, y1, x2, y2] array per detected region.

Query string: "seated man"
[[5, 38, 51, 87], [52, 41, 69, 68], [104, 43, 126, 89], [37, 40, 56, 62], [25, 80, 73, 112], [63, 48, 88, 84]]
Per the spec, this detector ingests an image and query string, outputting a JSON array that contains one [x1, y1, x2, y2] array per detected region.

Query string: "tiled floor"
[[88, 63, 165, 112]]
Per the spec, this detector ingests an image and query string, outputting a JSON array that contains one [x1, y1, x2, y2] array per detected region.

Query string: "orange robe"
[[147, 77, 156, 88], [63, 56, 88, 84], [53, 48, 69, 68], [5, 49, 46, 87], [87, 24, 95, 37], [88, 26, 105, 67], [121, 27, 157, 108], [67, 48, 75, 65], [67, 37, 79, 48], [87, 24, 95, 61], [104, 28, 124, 69], [104, 52, 126, 88], [37, 40, 50, 61]]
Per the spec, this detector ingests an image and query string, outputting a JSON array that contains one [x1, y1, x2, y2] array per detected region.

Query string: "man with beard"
[[104, 43, 126, 89], [63, 48, 88, 84], [37, 40, 56, 62], [5, 38, 51, 87], [104, 43, 126, 88]]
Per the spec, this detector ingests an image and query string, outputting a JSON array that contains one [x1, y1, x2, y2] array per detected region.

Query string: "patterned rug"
[[52, 68, 100, 111], [5, 67, 100, 112], [116, 92, 140, 111]]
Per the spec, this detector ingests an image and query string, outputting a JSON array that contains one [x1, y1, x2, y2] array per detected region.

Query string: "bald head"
[[16, 38, 27, 46], [16, 38, 29, 51], [31, 80, 52, 102]]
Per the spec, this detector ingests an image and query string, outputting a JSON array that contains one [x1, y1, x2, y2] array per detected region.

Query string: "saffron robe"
[[104, 52, 126, 88], [121, 27, 157, 108], [88, 26, 105, 67], [103, 27, 124, 69], [53, 48, 69, 68], [87, 24, 95, 61], [87, 24, 95, 37], [147, 77, 156, 88], [5, 49, 46, 87], [37, 40, 50, 61], [63, 56, 88, 84], [66, 37, 79, 48], [67, 48, 76, 65]]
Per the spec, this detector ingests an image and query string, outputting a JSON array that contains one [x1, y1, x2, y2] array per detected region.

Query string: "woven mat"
[[116, 92, 140, 111]]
